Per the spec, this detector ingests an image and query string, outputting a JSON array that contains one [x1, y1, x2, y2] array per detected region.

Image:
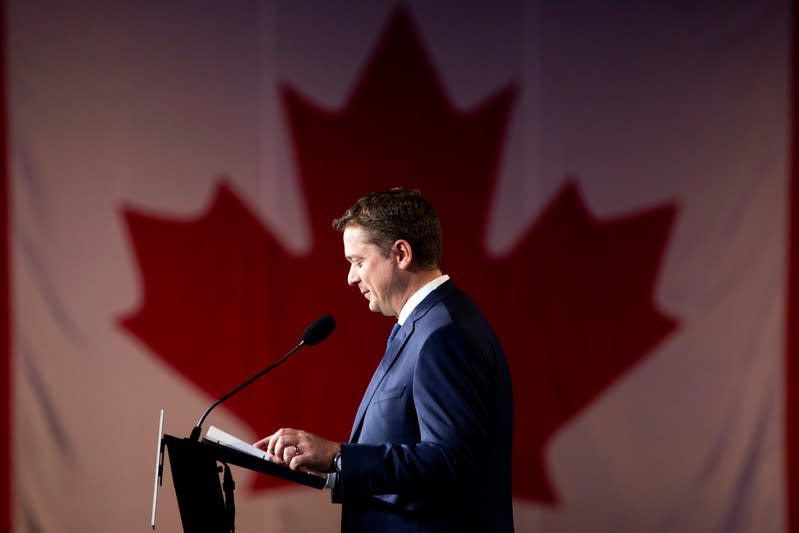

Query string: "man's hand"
[[253, 428, 340, 475]]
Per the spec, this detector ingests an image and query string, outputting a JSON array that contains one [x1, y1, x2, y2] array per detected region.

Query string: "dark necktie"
[[387, 323, 401, 350]]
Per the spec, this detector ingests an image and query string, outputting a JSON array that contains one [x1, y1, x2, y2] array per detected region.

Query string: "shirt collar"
[[397, 274, 450, 325]]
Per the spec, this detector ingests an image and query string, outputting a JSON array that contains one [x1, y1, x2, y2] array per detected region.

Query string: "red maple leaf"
[[120, 8, 678, 504]]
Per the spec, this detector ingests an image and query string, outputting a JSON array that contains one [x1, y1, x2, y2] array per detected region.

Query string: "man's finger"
[[290, 454, 308, 471]]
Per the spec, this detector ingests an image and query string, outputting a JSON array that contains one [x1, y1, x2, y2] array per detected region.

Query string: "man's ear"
[[393, 240, 413, 270]]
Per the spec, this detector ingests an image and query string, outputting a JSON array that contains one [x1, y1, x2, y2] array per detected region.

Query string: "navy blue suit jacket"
[[333, 280, 514, 533]]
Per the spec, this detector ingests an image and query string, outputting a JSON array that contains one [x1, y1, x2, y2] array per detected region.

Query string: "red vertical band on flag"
[[0, 0, 10, 530], [788, 3, 798, 532]]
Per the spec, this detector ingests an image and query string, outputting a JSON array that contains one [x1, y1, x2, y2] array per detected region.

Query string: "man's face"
[[342, 225, 399, 317]]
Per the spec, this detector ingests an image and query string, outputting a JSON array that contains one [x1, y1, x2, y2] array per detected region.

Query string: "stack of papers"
[[204, 426, 274, 462]]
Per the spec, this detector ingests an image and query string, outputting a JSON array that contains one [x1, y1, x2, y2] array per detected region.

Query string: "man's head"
[[332, 188, 443, 317], [332, 187, 442, 270]]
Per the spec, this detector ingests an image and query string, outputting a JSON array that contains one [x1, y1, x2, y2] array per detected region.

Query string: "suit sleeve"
[[333, 323, 496, 506]]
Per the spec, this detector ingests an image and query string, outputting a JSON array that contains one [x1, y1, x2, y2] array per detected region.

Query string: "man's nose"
[[347, 264, 359, 286]]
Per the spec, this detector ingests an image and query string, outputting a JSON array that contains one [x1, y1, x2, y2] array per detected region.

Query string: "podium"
[[151, 316, 337, 531], [160, 434, 326, 533]]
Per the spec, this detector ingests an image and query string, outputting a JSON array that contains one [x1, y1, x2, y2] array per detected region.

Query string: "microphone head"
[[302, 315, 336, 346]]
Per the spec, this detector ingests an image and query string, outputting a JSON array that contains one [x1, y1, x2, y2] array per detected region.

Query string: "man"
[[254, 188, 514, 532]]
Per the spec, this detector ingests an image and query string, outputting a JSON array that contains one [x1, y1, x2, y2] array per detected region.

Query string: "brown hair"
[[332, 188, 442, 270]]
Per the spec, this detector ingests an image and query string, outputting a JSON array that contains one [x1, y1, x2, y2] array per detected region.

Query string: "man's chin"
[[367, 301, 392, 316]]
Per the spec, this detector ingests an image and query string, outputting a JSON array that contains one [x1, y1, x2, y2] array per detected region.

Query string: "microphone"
[[301, 314, 336, 346], [189, 314, 336, 441]]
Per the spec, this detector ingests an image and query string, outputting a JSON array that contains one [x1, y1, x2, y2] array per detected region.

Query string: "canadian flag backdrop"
[[0, 1, 795, 532]]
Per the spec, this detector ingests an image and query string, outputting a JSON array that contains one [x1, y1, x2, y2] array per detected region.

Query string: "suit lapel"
[[349, 326, 411, 441], [348, 281, 458, 442]]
